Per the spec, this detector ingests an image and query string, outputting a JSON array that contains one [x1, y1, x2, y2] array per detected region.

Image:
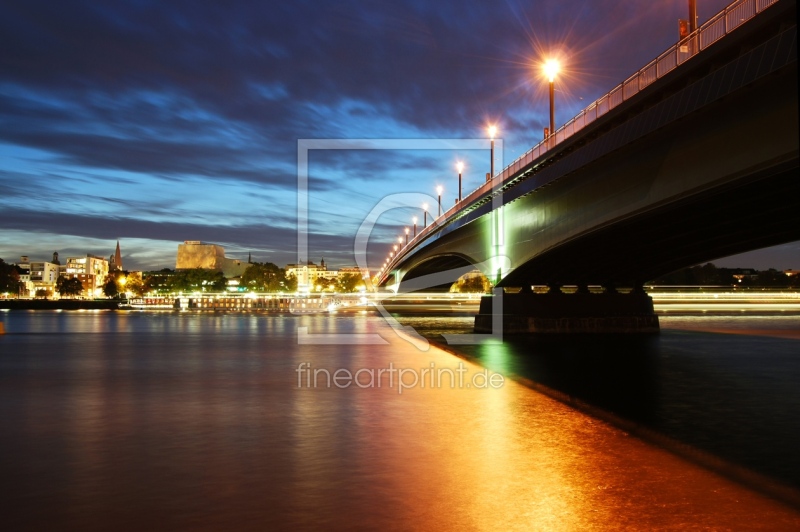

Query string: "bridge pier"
[[474, 289, 659, 334]]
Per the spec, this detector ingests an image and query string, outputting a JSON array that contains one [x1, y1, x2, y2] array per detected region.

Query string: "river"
[[1, 310, 798, 530]]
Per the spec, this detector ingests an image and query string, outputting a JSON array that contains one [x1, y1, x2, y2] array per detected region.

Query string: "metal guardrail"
[[381, 0, 780, 282]]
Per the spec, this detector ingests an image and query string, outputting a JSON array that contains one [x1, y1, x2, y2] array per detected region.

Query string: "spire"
[[248, 252, 252, 263], [114, 240, 122, 271]]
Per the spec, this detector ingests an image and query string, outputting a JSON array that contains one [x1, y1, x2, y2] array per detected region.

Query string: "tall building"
[[175, 241, 248, 277]]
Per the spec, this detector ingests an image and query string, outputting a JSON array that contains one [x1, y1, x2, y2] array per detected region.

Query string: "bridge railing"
[[381, 0, 779, 282]]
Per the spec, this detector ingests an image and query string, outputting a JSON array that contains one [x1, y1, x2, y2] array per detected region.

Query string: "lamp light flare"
[[488, 125, 497, 139], [412, 216, 417, 224], [543, 59, 560, 82], [456, 161, 464, 174], [405, 227, 409, 235], [422, 203, 428, 211], [436, 186, 443, 195]]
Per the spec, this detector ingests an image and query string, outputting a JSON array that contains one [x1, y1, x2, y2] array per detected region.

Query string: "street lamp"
[[543, 59, 560, 139], [456, 161, 464, 202], [436, 186, 443, 216], [487, 125, 497, 179], [404, 227, 409, 245], [412, 216, 417, 237], [422, 203, 428, 228]]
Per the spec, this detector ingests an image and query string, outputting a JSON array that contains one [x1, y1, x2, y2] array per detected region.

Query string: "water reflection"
[[0, 312, 798, 529]]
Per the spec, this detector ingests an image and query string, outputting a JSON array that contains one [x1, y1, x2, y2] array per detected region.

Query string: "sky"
[[1, 0, 797, 273]]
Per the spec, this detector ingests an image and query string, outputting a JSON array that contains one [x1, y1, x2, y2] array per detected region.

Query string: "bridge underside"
[[501, 158, 800, 288]]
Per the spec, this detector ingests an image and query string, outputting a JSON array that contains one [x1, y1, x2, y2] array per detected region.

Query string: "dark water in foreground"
[[1, 310, 799, 530]]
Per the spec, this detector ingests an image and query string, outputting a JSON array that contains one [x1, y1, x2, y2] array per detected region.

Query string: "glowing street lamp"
[[422, 203, 428, 228], [404, 227, 409, 245], [456, 161, 464, 202], [543, 59, 560, 138], [436, 186, 443, 216], [412, 216, 417, 237], [488, 125, 497, 179]]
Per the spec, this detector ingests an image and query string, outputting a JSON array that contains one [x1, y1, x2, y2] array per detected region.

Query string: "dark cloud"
[[2, 0, 793, 269]]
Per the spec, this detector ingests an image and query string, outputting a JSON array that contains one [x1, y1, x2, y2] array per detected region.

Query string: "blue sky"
[[1, 0, 797, 272]]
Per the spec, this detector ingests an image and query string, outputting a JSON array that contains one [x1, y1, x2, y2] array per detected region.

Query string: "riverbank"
[[0, 299, 122, 310]]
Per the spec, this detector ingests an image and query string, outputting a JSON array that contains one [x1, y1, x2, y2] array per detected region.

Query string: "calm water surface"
[[1, 310, 799, 530]]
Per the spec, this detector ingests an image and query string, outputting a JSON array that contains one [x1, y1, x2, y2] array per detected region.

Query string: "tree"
[[35, 289, 49, 299], [103, 277, 119, 298], [336, 273, 363, 293], [451, 272, 492, 293], [282, 273, 297, 292], [0, 258, 22, 295], [57, 276, 84, 298], [240, 262, 286, 292], [169, 269, 226, 292], [120, 274, 145, 297]]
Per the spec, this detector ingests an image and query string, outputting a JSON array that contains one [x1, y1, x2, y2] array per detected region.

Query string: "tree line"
[[649, 263, 799, 287]]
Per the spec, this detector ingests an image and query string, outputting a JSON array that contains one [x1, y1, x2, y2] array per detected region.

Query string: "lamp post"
[[404, 227, 409, 245], [422, 203, 428, 228], [456, 161, 464, 202], [412, 217, 417, 237], [437, 186, 443, 216], [543, 59, 560, 139], [488, 125, 497, 179]]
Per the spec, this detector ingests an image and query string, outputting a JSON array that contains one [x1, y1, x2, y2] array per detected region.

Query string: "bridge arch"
[[396, 252, 487, 293]]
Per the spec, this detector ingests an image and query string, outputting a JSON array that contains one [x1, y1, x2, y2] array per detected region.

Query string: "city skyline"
[[1, 0, 797, 271]]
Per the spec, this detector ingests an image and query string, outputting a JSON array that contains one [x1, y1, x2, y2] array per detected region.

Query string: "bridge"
[[378, 0, 798, 333]]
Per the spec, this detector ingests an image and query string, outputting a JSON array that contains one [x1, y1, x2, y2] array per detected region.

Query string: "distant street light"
[[456, 161, 464, 202], [404, 227, 409, 245], [422, 203, 428, 228], [488, 125, 497, 179], [543, 59, 560, 139], [412, 216, 417, 237], [436, 186, 443, 216]]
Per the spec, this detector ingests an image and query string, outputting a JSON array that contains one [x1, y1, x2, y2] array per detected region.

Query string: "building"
[[175, 241, 249, 278], [109, 240, 123, 271], [285, 259, 329, 292], [26, 253, 61, 297], [64, 255, 110, 297]]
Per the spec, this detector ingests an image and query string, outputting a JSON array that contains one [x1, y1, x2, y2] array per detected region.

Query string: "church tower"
[[110, 241, 123, 271]]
